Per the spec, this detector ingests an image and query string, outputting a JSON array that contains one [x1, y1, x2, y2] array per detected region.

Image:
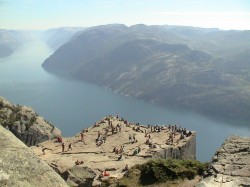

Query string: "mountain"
[[42, 27, 85, 50], [0, 29, 34, 58], [42, 24, 250, 122]]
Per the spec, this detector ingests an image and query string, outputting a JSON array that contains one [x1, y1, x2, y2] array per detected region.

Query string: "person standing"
[[62, 142, 65, 152]]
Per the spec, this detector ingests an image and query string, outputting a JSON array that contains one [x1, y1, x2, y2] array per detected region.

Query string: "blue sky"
[[1, 0, 250, 30]]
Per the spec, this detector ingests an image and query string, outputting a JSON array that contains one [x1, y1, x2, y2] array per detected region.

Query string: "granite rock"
[[196, 135, 250, 187], [0, 96, 61, 146], [0, 125, 68, 187]]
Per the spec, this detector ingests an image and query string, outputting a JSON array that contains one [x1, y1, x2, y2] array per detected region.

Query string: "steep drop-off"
[[0, 96, 61, 146]]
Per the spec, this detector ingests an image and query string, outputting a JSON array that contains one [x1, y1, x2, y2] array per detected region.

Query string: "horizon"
[[1, 0, 250, 31]]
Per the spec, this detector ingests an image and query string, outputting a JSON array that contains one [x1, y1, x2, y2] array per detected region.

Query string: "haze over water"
[[0, 37, 249, 162]]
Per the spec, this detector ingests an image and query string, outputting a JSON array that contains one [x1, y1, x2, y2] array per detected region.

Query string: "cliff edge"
[[0, 96, 61, 146], [0, 125, 68, 187], [32, 115, 196, 186], [196, 135, 250, 187]]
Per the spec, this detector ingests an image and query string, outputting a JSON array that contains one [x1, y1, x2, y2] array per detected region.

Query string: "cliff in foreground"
[[0, 125, 68, 187], [196, 136, 250, 187]]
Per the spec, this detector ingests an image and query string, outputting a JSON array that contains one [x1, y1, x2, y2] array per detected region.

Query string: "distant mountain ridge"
[[0, 29, 31, 57], [42, 24, 250, 123], [0, 27, 85, 58], [42, 27, 85, 50]]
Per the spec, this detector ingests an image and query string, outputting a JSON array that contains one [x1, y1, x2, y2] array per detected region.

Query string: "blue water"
[[0, 39, 249, 162]]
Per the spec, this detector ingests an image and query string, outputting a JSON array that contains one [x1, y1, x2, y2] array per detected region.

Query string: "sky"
[[0, 0, 250, 30]]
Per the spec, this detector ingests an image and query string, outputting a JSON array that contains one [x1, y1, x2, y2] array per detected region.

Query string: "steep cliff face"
[[196, 136, 250, 187], [153, 132, 196, 160], [0, 125, 68, 187], [0, 96, 61, 146]]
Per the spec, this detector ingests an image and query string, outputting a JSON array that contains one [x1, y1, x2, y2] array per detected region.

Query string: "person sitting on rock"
[[96, 140, 103, 146], [42, 147, 52, 155], [122, 164, 130, 172], [75, 160, 84, 165], [118, 154, 123, 161], [113, 146, 117, 153], [99, 170, 110, 178], [94, 123, 100, 127], [103, 170, 110, 177], [187, 131, 192, 137], [119, 145, 125, 154], [132, 148, 138, 156]]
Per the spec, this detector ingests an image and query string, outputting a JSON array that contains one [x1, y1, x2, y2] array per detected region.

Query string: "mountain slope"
[[42, 24, 250, 122], [0, 29, 34, 58], [42, 27, 85, 50]]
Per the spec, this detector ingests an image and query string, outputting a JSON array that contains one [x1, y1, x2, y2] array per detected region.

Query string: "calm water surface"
[[0, 39, 249, 162]]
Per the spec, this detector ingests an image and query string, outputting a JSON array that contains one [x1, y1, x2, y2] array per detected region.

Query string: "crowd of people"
[[40, 114, 194, 183]]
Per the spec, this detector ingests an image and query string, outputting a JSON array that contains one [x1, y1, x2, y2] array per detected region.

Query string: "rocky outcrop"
[[196, 136, 250, 187], [153, 132, 196, 160], [61, 166, 96, 187], [0, 125, 68, 187], [0, 96, 61, 146], [32, 116, 196, 186]]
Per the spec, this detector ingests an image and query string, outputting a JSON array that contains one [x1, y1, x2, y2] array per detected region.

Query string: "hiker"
[[80, 132, 86, 144], [68, 143, 72, 151], [80, 132, 84, 141], [113, 146, 118, 153], [75, 160, 84, 165], [42, 148, 46, 155], [129, 134, 132, 143], [54, 136, 63, 143], [61, 142, 65, 152], [132, 134, 137, 143], [99, 170, 109, 178], [138, 146, 141, 153], [42, 147, 52, 155], [119, 145, 124, 154], [132, 148, 138, 156], [118, 154, 123, 161], [123, 164, 130, 172]]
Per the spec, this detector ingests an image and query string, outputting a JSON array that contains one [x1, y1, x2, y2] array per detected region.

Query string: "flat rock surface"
[[196, 135, 250, 187], [0, 125, 68, 187], [32, 116, 195, 185]]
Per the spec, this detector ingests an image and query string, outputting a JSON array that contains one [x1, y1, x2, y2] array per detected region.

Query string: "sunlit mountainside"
[[40, 24, 250, 123]]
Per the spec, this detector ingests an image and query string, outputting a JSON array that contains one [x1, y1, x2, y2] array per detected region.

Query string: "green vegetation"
[[116, 159, 208, 187]]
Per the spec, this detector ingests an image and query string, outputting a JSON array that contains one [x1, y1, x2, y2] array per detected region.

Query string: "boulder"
[[61, 166, 96, 187], [0, 125, 68, 187], [0, 96, 61, 146]]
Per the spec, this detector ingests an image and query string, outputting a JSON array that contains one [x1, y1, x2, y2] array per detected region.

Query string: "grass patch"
[[117, 159, 208, 187]]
